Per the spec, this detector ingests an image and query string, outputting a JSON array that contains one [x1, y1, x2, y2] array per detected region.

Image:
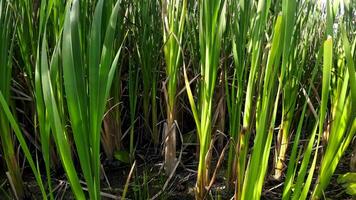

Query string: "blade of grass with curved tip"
[[14, 3, 64, 197], [62, 0, 125, 198], [34, 2, 62, 199], [39, 34, 85, 199], [62, 1, 94, 197], [35, 36, 54, 200]]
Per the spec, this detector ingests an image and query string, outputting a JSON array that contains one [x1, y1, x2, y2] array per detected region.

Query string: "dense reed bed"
[[0, 0, 355, 199]]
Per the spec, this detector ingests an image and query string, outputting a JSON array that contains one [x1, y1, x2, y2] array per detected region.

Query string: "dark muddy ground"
[[1, 141, 354, 200]]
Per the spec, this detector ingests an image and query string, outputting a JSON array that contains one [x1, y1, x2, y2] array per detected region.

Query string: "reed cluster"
[[0, 0, 354, 199]]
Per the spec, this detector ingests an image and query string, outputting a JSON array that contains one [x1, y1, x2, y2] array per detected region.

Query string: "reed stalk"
[[162, 0, 187, 174]]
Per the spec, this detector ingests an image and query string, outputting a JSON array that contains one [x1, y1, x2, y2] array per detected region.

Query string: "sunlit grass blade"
[[312, 24, 356, 199], [282, 65, 318, 200], [162, 0, 187, 174], [290, 122, 319, 200], [291, 36, 333, 200], [338, 172, 356, 195], [241, 14, 283, 200], [237, 1, 272, 196], [181, 0, 227, 198], [274, 0, 297, 180]]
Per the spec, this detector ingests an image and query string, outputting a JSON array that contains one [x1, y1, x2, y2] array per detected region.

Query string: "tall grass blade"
[[0, 2, 25, 198], [241, 14, 283, 200], [162, 0, 187, 174]]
